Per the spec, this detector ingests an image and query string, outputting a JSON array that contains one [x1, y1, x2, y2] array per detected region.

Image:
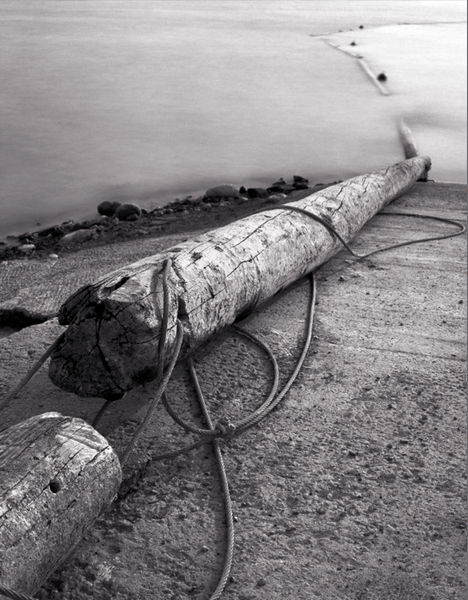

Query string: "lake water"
[[0, 0, 466, 238]]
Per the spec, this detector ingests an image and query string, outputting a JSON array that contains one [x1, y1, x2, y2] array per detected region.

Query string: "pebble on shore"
[[0, 174, 322, 260], [59, 229, 96, 246]]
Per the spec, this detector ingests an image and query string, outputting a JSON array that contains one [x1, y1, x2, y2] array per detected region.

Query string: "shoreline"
[[0, 176, 342, 262]]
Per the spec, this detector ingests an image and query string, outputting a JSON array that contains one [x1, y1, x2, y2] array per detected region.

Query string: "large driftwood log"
[[0, 413, 122, 596], [49, 156, 430, 399]]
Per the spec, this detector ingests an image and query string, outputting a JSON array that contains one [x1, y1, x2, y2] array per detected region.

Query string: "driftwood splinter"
[[49, 156, 431, 399]]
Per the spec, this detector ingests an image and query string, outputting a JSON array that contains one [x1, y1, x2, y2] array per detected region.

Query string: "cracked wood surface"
[[0, 412, 122, 595], [49, 157, 430, 399]]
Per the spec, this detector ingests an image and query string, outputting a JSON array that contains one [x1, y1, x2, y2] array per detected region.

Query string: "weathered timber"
[[49, 156, 431, 399], [0, 413, 122, 595], [399, 119, 419, 159]]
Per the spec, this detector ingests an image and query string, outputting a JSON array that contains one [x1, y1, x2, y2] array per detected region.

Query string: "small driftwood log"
[[0, 413, 122, 596], [49, 156, 430, 399]]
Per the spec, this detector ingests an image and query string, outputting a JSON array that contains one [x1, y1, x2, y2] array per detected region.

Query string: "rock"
[[267, 178, 301, 193], [205, 184, 240, 199], [59, 229, 96, 246], [37, 225, 65, 238], [239, 186, 247, 194], [83, 217, 104, 227], [351, 41, 356, 46], [267, 184, 296, 194], [247, 188, 268, 199], [293, 182, 309, 191], [18, 232, 34, 241], [48, 253, 59, 259], [71, 222, 90, 231], [201, 202, 213, 210], [97, 201, 121, 216], [18, 244, 35, 254], [377, 72, 387, 82], [100, 217, 114, 228], [126, 214, 139, 222], [264, 193, 286, 205], [267, 185, 285, 194], [115, 203, 142, 221]]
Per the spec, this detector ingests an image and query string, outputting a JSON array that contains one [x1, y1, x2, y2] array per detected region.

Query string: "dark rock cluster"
[[0, 175, 340, 261]]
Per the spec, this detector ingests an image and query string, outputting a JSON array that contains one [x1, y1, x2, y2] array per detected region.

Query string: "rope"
[[119, 319, 184, 467], [161, 326, 281, 438], [150, 273, 317, 600], [0, 585, 36, 600], [149, 206, 466, 599], [234, 273, 316, 432], [188, 357, 235, 600], [93, 258, 175, 447], [368, 210, 466, 256], [0, 202, 465, 600], [118, 259, 183, 467], [264, 205, 465, 260], [0, 333, 65, 414]]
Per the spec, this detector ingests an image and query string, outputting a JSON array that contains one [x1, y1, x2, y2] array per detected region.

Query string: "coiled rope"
[[135, 207, 465, 600], [0, 207, 465, 600]]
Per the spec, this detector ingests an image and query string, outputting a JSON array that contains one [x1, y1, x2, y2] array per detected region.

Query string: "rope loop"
[[1, 203, 465, 600], [214, 418, 236, 439]]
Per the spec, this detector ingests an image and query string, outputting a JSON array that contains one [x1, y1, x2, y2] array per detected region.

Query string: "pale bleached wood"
[[49, 156, 430, 399], [0, 412, 122, 595]]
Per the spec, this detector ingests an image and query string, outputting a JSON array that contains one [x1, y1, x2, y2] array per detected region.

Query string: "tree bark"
[[49, 156, 430, 399], [0, 413, 122, 596]]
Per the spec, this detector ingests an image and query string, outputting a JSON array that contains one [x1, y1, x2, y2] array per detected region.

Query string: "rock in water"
[[247, 188, 269, 199], [205, 184, 240, 199], [115, 203, 142, 221], [97, 201, 121, 216]]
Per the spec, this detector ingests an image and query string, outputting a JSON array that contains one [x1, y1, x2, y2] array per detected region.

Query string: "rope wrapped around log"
[[49, 156, 431, 399]]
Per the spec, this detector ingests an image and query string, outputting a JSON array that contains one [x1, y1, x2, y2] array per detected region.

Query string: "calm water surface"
[[0, 0, 466, 237]]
